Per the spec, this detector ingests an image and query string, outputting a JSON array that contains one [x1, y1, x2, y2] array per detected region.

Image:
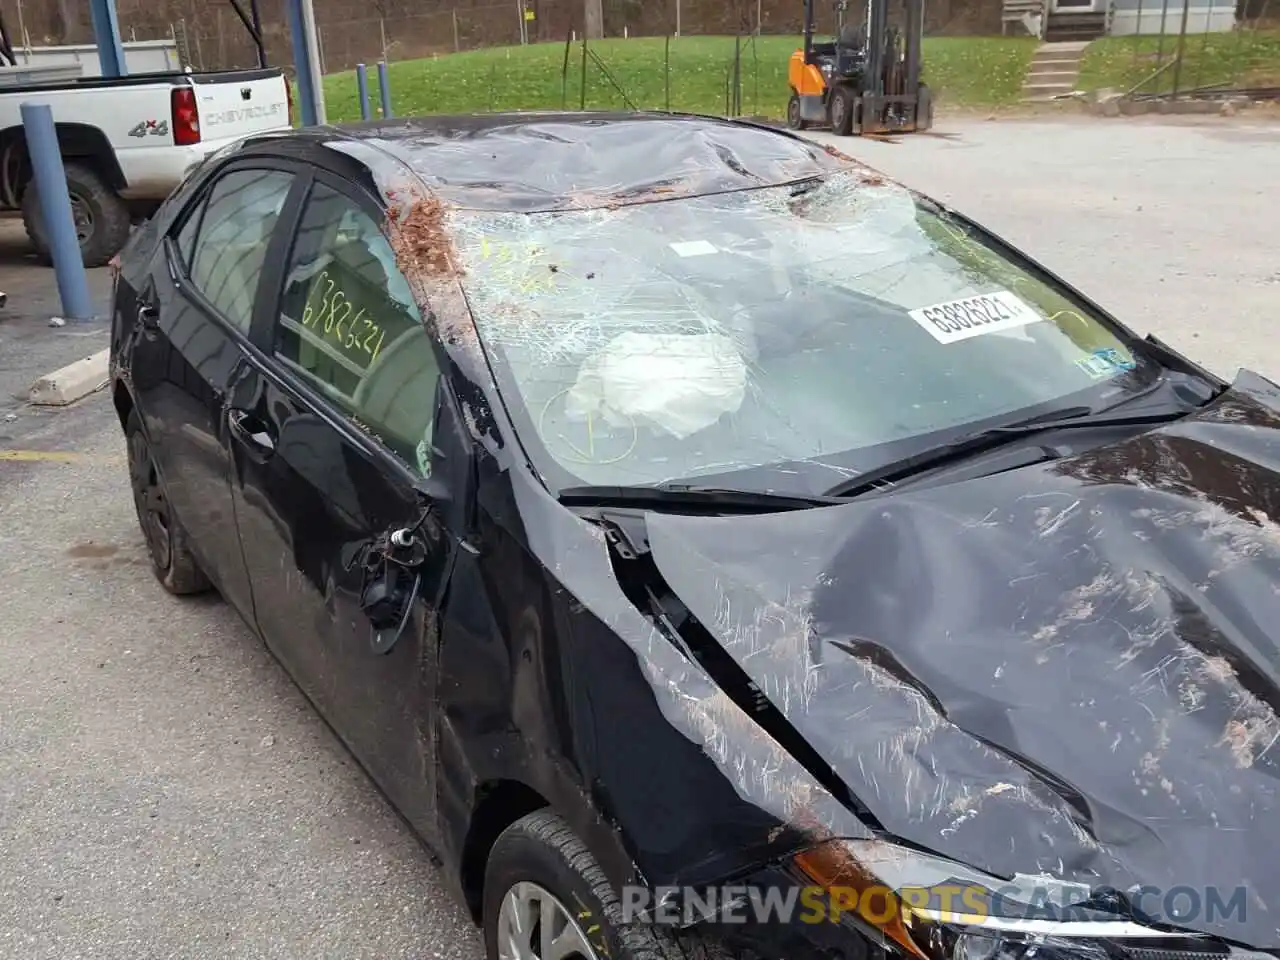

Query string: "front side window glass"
[[274, 182, 439, 475]]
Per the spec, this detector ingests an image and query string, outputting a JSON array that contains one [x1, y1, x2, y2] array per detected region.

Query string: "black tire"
[[483, 810, 732, 960], [786, 93, 808, 130], [829, 86, 857, 136], [125, 409, 212, 596], [22, 159, 133, 269]]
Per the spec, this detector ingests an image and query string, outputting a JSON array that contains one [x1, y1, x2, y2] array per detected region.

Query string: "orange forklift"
[[786, 0, 932, 135]]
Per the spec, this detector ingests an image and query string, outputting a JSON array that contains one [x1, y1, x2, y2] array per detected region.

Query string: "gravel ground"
[[2, 113, 1278, 958], [805, 113, 1280, 382]]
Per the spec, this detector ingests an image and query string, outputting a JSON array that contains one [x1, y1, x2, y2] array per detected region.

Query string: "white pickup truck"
[[0, 67, 293, 266]]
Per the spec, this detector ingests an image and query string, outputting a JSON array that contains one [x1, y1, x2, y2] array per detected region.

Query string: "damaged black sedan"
[[108, 111, 1280, 960]]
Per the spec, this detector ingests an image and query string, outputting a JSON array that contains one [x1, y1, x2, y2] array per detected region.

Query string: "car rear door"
[[127, 159, 304, 621], [225, 169, 457, 838]]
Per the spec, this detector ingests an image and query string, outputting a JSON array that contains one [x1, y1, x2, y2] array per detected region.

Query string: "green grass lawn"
[[319, 35, 1039, 123], [1078, 29, 1280, 95]]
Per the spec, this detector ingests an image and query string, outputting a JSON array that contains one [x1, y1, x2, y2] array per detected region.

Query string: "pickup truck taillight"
[[285, 80, 294, 125], [170, 86, 201, 145]]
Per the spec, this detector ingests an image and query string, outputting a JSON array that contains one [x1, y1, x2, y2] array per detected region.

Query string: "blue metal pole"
[[356, 64, 371, 121], [87, 0, 127, 77], [377, 61, 393, 118], [20, 103, 94, 322], [285, 0, 318, 126]]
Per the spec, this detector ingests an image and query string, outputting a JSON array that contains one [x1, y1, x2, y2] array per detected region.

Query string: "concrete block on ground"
[[29, 348, 110, 406]]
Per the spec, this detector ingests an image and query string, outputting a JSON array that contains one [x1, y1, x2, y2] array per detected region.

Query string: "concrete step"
[[1045, 29, 1106, 41], [1032, 50, 1085, 64], [1022, 81, 1077, 97], [1026, 69, 1080, 83], [1036, 39, 1092, 52]]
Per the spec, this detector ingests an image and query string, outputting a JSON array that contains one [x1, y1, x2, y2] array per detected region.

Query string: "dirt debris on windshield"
[[385, 186, 481, 355], [385, 189, 460, 280]]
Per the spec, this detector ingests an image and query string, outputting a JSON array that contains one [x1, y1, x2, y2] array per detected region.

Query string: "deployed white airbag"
[[566, 331, 747, 439]]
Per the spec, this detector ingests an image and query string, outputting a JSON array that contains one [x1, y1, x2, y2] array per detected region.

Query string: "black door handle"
[[138, 302, 159, 330], [227, 408, 276, 459]]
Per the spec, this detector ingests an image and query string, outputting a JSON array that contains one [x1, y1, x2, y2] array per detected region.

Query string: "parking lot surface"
[[2, 114, 1278, 958], [808, 113, 1280, 381]]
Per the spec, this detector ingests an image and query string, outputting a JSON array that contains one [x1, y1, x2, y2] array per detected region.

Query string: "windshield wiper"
[[558, 483, 841, 513], [822, 403, 1194, 500]]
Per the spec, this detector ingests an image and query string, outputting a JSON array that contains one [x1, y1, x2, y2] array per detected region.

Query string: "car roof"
[[241, 111, 857, 213]]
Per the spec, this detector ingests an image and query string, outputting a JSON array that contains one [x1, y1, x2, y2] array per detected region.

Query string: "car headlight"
[[791, 839, 1253, 960]]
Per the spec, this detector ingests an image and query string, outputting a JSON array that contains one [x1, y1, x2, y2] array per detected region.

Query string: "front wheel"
[[828, 85, 857, 136], [483, 810, 731, 960]]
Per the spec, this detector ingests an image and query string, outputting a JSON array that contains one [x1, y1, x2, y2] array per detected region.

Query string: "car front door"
[[226, 173, 457, 836], [129, 163, 302, 619]]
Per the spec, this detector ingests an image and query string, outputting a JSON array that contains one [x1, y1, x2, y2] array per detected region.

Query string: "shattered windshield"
[[451, 171, 1141, 496]]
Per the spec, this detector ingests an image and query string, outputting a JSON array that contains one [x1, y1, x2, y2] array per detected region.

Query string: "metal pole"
[[664, 34, 670, 110], [377, 60, 393, 118], [20, 103, 94, 321], [88, 0, 127, 77], [356, 63, 371, 119], [301, 0, 327, 123], [286, 0, 318, 124], [1169, 0, 1192, 97]]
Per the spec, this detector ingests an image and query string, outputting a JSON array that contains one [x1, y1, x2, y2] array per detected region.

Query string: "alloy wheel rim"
[[128, 430, 171, 571], [496, 881, 601, 960]]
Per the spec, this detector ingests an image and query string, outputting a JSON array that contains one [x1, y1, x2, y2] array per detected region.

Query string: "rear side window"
[[273, 182, 440, 475], [182, 169, 294, 333]]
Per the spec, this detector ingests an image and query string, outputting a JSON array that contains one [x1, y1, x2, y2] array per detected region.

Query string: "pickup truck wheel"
[[22, 160, 133, 269], [483, 810, 734, 960]]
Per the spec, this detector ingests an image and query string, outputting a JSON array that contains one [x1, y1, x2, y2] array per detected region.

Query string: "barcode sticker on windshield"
[[909, 291, 1043, 344]]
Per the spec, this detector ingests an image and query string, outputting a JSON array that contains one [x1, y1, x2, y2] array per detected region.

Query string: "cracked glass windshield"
[[452, 171, 1139, 496]]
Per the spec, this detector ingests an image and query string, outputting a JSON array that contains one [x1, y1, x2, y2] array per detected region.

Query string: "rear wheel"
[[22, 159, 133, 268], [125, 409, 212, 596], [829, 85, 857, 136], [786, 93, 808, 130], [483, 810, 731, 960]]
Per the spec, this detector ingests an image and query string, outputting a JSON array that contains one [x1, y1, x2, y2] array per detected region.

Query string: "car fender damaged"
[[459, 466, 877, 888]]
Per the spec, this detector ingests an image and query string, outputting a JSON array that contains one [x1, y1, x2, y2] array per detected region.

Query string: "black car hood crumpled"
[[645, 370, 1280, 948]]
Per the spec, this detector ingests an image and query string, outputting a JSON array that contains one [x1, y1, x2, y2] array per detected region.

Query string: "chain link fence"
[[2, 0, 1003, 72], [1119, 0, 1279, 99]]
